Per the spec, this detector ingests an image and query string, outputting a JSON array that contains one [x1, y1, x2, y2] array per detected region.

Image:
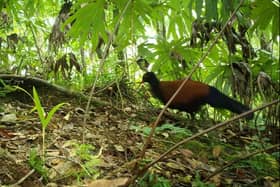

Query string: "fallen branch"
[[128, 1, 246, 185], [0, 74, 109, 107], [204, 144, 280, 181], [12, 169, 35, 186], [137, 0, 245, 161], [82, 0, 133, 143], [127, 99, 279, 185]]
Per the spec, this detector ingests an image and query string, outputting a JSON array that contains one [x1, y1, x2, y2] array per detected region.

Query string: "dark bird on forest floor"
[[142, 72, 254, 119]]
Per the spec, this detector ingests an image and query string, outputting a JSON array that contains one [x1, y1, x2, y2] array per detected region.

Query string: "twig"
[[128, 99, 279, 184], [204, 144, 280, 181], [29, 25, 44, 66], [12, 169, 35, 186], [137, 0, 245, 162], [82, 0, 133, 143], [93, 81, 117, 95]]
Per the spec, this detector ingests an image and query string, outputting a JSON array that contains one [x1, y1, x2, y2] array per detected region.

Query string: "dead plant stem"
[[204, 144, 280, 181], [82, 0, 133, 143], [130, 99, 279, 185], [138, 0, 245, 161]]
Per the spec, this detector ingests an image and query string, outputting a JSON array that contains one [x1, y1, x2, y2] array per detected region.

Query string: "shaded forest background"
[[1, 0, 279, 115]]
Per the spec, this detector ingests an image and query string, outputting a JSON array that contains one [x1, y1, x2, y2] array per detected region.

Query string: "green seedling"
[[32, 87, 66, 160]]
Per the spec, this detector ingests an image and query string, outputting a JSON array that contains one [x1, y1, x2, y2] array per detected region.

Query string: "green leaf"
[[206, 0, 218, 21], [220, 0, 232, 21], [32, 87, 46, 126], [28, 149, 48, 180], [66, 0, 106, 46], [44, 102, 66, 129], [271, 4, 280, 40], [32, 87, 66, 129], [195, 0, 203, 18], [205, 66, 224, 83], [251, 0, 279, 40]]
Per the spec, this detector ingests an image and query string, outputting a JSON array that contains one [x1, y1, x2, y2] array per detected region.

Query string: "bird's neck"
[[149, 79, 165, 101], [149, 77, 159, 88]]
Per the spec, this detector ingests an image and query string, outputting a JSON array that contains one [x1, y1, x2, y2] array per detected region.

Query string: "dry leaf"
[[63, 112, 71, 120], [212, 145, 222, 158], [161, 132, 169, 138], [180, 149, 194, 159], [209, 174, 221, 186], [1, 113, 17, 122], [48, 161, 78, 180], [114, 145, 125, 152], [166, 162, 185, 171], [87, 177, 129, 187]]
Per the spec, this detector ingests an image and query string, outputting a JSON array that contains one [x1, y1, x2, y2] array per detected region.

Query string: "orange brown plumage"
[[142, 72, 253, 119]]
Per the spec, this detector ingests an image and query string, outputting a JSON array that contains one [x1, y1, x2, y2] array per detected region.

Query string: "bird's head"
[[142, 72, 160, 87], [142, 72, 157, 83]]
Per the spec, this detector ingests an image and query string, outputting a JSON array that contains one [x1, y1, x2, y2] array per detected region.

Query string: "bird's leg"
[[190, 113, 196, 121]]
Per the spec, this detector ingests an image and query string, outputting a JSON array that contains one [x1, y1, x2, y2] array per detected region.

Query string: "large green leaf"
[[195, 0, 203, 18], [220, 0, 232, 21], [251, 0, 279, 40], [112, 0, 155, 50], [32, 87, 46, 127], [205, 0, 218, 21], [66, 0, 106, 47]]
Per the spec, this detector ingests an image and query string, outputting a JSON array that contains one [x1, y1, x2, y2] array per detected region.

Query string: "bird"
[[142, 72, 253, 119]]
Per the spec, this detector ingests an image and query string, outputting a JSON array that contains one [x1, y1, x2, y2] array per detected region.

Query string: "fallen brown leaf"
[[87, 177, 129, 187]]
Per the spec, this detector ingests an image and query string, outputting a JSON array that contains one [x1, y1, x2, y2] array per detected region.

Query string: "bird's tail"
[[206, 86, 253, 119]]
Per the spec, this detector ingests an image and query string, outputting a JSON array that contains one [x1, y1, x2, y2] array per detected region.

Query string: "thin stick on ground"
[[204, 144, 280, 181], [127, 99, 279, 185], [12, 169, 35, 186], [137, 0, 245, 162], [82, 0, 133, 143]]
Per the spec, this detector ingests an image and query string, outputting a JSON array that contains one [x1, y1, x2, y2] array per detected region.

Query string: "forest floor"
[[0, 80, 279, 187]]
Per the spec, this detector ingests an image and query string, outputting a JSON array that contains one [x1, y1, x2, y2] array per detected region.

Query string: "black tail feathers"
[[206, 86, 253, 119]]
